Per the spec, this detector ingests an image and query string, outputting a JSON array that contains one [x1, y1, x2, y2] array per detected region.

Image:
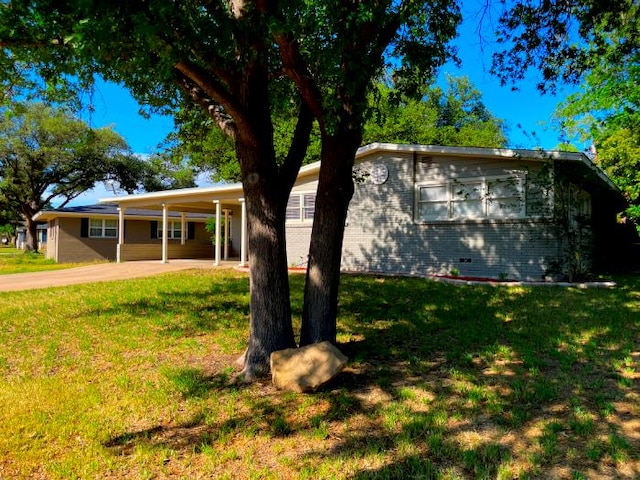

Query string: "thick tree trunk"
[[23, 215, 39, 252], [299, 134, 359, 346], [233, 80, 298, 379], [241, 178, 296, 379]]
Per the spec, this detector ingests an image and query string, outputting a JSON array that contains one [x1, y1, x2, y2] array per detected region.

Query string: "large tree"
[[0, 1, 463, 376], [0, 103, 144, 251], [2, 1, 315, 377]]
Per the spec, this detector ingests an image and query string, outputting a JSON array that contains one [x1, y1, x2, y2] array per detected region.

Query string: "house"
[[15, 223, 48, 250], [34, 204, 216, 263], [37, 144, 625, 280]]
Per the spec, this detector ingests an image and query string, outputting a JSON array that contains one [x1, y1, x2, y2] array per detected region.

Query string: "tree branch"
[[174, 60, 247, 136], [176, 74, 237, 141], [279, 100, 314, 193], [273, 34, 325, 128]]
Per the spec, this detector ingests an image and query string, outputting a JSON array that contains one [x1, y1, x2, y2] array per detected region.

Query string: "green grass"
[[0, 251, 93, 274], [0, 270, 638, 479]]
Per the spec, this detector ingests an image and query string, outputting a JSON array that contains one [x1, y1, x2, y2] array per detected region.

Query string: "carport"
[[101, 183, 248, 266]]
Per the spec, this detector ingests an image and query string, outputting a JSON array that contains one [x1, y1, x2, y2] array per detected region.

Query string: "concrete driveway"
[[0, 260, 234, 292]]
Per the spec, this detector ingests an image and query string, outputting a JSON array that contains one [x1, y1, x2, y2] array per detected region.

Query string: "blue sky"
[[70, 12, 584, 205]]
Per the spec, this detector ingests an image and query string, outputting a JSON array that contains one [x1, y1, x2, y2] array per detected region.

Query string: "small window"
[[158, 221, 182, 239], [89, 219, 117, 238], [486, 177, 524, 218], [451, 181, 483, 218], [303, 193, 316, 220], [286, 192, 315, 222], [418, 185, 449, 221], [286, 195, 301, 221]]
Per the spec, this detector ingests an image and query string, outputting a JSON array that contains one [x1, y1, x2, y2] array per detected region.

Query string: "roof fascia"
[[33, 211, 210, 222]]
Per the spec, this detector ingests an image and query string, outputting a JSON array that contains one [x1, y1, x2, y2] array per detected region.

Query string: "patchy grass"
[[0, 270, 638, 479], [0, 251, 91, 274]]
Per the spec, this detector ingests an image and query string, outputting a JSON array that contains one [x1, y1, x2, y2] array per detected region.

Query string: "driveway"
[[0, 260, 236, 292]]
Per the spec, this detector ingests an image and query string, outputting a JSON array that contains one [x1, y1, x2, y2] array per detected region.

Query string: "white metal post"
[[239, 198, 247, 267], [223, 209, 230, 260], [162, 204, 169, 264], [117, 207, 125, 263], [180, 212, 186, 246], [214, 200, 221, 266]]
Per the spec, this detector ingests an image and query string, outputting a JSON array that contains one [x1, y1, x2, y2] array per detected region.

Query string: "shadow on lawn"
[[101, 272, 640, 479]]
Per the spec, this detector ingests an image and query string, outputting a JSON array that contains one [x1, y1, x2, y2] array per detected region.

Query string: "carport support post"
[[162, 204, 169, 264], [117, 207, 125, 263], [223, 209, 230, 260], [214, 200, 221, 266], [180, 213, 186, 246], [239, 198, 247, 267]]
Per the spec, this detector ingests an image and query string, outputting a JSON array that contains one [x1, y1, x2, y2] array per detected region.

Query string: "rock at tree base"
[[270, 341, 348, 393]]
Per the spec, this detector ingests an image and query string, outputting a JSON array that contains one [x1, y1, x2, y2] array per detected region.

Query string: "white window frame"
[[158, 221, 182, 239], [416, 174, 526, 222], [89, 218, 118, 238], [286, 192, 316, 222]]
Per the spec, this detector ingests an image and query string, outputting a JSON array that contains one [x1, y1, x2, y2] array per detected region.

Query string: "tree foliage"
[[540, 0, 640, 223], [363, 77, 506, 148], [492, 0, 639, 93], [493, 0, 639, 227], [0, 103, 145, 251], [168, 76, 505, 184]]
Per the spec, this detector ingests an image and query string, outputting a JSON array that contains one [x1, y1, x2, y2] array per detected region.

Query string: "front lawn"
[[0, 270, 638, 479], [0, 251, 88, 274]]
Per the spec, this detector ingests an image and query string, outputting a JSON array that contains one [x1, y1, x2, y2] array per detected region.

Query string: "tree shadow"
[[98, 272, 639, 478]]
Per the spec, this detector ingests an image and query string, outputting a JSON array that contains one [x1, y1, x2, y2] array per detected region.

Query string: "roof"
[[67, 143, 614, 213], [33, 204, 213, 222]]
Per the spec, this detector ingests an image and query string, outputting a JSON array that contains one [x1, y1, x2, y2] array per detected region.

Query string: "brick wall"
[[286, 151, 564, 281]]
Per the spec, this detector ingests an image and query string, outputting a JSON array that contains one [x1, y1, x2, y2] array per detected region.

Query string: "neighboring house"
[[34, 204, 216, 263], [15, 224, 47, 251], [38, 144, 625, 280]]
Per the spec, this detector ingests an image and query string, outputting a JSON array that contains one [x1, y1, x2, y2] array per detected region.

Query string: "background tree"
[[136, 151, 199, 192], [0, 103, 146, 251], [553, 18, 640, 226], [363, 77, 506, 147], [0, 200, 20, 245]]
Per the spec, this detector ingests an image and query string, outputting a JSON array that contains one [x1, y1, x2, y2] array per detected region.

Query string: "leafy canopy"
[[168, 76, 505, 183], [0, 103, 142, 213]]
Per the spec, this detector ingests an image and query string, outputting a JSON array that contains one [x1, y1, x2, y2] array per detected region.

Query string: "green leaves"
[[0, 102, 142, 212], [362, 78, 506, 148]]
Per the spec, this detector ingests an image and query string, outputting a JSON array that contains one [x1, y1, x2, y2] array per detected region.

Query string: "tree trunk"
[[233, 77, 298, 379], [299, 134, 359, 346], [241, 177, 297, 379], [23, 215, 39, 252]]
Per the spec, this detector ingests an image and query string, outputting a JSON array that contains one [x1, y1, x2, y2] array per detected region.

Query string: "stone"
[[270, 341, 348, 393]]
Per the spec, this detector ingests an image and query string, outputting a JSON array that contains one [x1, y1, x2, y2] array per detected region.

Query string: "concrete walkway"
[[0, 260, 240, 292]]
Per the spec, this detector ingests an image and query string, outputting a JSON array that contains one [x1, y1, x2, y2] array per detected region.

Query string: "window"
[[417, 175, 525, 221], [89, 219, 117, 238], [286, 192, 316, 222], [158, 221, 182, 239]]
